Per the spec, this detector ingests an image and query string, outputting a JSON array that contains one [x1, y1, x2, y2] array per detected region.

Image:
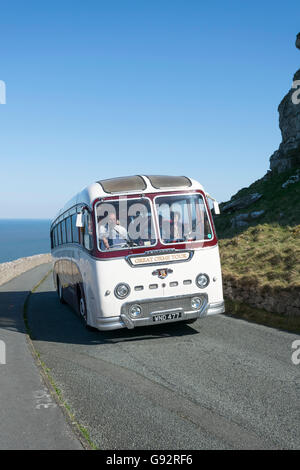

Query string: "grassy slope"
[[219, 224, 300, 292], [214, 168, 300, 329]]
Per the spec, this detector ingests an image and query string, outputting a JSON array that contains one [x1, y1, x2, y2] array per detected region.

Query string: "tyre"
[[78, 288, 95, 331], [57, 277, 66, 304]]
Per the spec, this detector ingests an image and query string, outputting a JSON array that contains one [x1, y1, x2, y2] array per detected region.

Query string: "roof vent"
[[146, 175, 192, 189], [97, 175, 147, 193]]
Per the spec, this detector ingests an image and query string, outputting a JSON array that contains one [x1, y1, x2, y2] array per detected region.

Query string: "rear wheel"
[[57, 277, 66, 304], [78, 288, 95, 331], [79, 293, 87, 324]]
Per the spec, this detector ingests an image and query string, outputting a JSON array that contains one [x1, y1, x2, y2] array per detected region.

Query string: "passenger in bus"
[[172, 211, 184, 241], [98, 213, 128, 250], [159, 211, 184, 243], [137, 214, 155, 246], [159, 214, 170, 242]]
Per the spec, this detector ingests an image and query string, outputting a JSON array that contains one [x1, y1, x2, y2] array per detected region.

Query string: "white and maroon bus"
[[50, 175, 224, 331]]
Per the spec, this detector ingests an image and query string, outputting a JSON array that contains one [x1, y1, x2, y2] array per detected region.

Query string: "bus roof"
[[52, 175, 205, 223]]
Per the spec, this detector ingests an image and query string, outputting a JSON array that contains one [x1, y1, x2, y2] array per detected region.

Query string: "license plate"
[[152, 312, 182, 322]]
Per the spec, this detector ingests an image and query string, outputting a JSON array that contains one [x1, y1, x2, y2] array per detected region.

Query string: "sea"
[[0, 219, 51, 264]]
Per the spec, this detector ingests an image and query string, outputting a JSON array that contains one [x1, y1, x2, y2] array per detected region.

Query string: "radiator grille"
[[121, 293, 208, 319]]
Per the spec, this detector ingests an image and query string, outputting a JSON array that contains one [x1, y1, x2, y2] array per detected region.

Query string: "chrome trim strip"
[[151, 307, 183, 315], [206, 300, 225, 315], [96, 316, 126, 331], [144, 248, 176, 255]]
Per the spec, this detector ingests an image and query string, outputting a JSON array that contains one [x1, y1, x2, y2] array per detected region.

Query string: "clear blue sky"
[[0, 0, 299, 218]]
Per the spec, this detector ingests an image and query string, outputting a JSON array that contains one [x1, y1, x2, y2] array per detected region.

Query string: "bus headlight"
[[191, 297, 202, 309], [114, 283, 130, 299], [196, 273, 210, 289], [129, 304, 142, 318]]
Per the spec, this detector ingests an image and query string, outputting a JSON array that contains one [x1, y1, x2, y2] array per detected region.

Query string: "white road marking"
[[33, 389, 57, 409]]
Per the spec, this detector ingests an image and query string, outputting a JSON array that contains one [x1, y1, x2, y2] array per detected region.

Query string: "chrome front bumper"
[[95, 296, 225, 331], [206, 300, 225, 315]]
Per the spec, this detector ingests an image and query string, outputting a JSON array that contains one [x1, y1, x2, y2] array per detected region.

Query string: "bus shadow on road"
[[0, 291, 30, 334], [25, 290, 201, 345]]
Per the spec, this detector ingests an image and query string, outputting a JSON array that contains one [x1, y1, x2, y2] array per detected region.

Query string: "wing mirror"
[[206, 193, 220, 215], [213, 201, 220, 215]]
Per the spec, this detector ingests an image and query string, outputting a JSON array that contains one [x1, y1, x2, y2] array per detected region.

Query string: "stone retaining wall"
[[0, 253, 52, 286], [223, 275, 300, 316]]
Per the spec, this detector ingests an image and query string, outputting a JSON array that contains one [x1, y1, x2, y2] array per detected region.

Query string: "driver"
[[99, 212, 128, 250]]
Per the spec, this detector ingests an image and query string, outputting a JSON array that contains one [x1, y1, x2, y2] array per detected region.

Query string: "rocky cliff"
[[214, 34, 300, 321], [269, 34, 300, 172]]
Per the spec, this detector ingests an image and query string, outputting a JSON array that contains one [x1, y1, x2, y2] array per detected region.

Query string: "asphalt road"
[[27, 270, 300, 450]]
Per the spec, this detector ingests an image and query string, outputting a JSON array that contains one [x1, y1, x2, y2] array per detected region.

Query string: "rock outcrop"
[[221, 192, 262, 213], [230, 210, 265, 228], [269, 34, 300, 172], [281, 169, 300, 188]]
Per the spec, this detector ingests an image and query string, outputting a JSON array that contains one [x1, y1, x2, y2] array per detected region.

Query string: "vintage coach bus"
[[50, 175, 224, 331]]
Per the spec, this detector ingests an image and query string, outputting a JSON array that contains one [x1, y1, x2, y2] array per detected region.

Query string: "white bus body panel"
[[72, 245, 224, 329]]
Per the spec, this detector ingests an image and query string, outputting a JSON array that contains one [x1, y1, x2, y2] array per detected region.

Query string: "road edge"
[[0, 254, 52, 287], [23, 268, 96, 451]]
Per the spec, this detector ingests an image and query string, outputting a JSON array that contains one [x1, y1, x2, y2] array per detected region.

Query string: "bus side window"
[[53, 226, 57, 247], [66, 217, 72, 243], [72, 214, 79, 243], [83, 211, 93, 251], [57, 222, 62, 245], [61, 220, 67, 244]]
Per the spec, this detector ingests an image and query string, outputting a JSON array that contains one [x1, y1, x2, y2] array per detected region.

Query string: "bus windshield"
[[95, 198, 157, 251], [155, 193, 213, 244], [95, 193, 213, 252]]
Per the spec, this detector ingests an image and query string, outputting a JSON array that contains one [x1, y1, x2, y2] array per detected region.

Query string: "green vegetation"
[[219, 223, 300, 292], [39, 360, 98, 450], [215, 168, 300, 238], [214, 168, 300, 328]]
